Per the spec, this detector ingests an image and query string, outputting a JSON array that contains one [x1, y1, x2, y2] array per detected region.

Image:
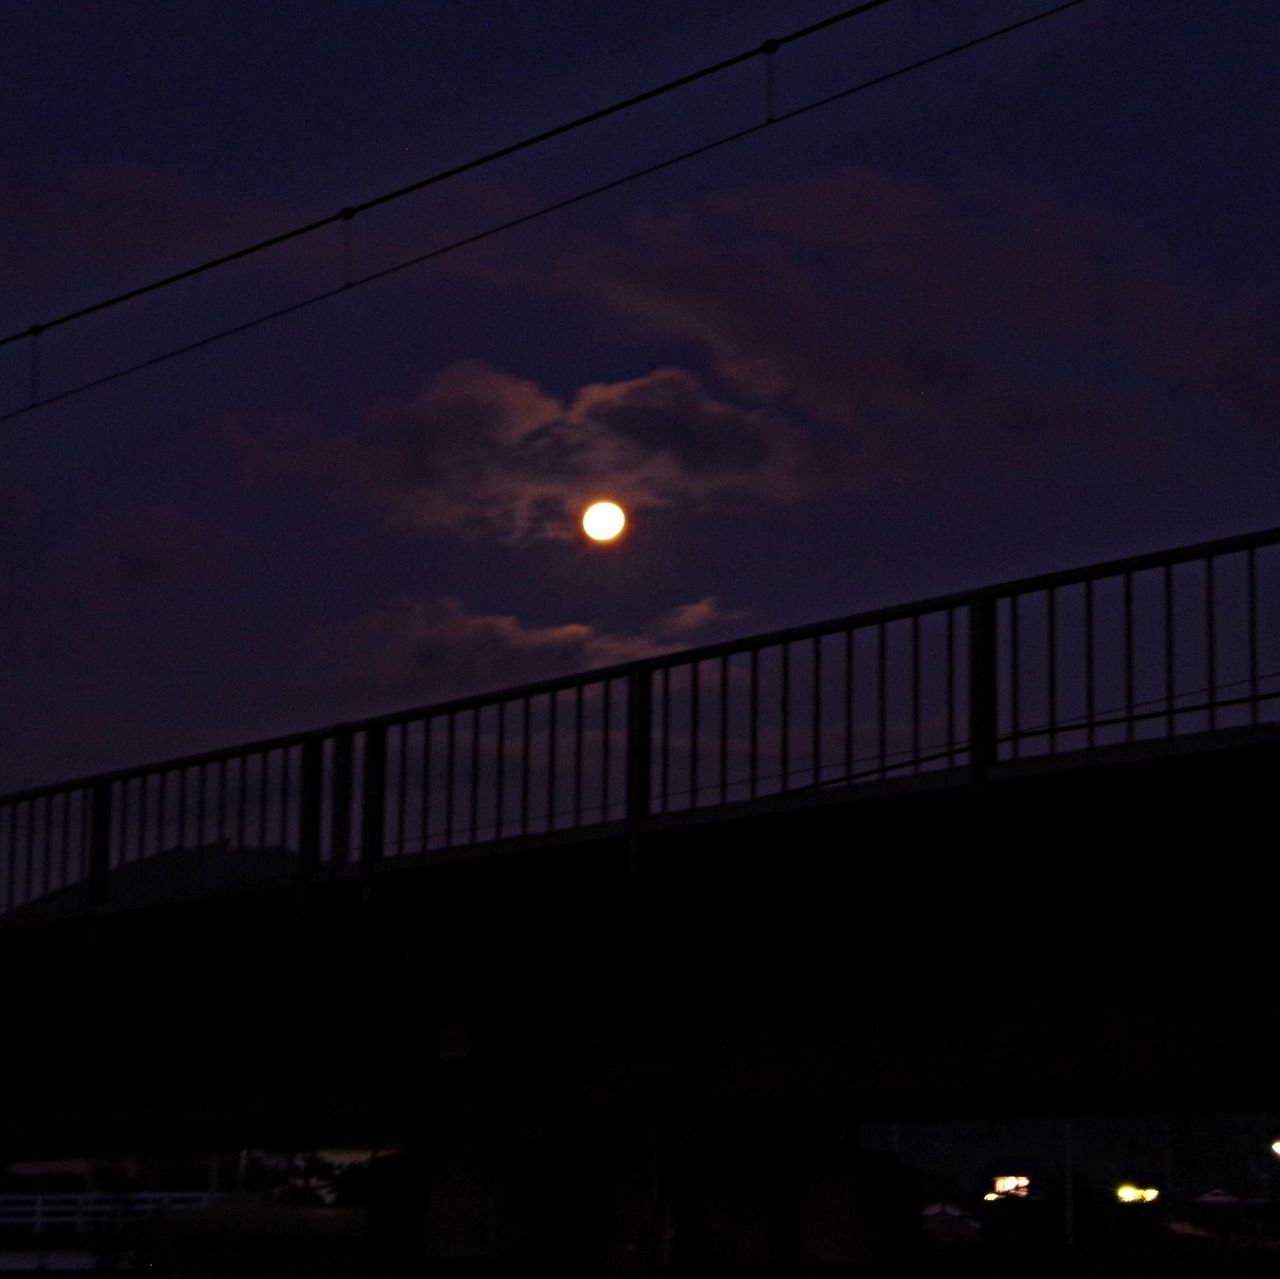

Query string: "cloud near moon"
[[220, 360, 856, 541]]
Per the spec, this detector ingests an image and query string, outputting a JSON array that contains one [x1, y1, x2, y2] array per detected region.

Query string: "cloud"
[[297, 592, 747, 718], [221, 360, 856, 540], [654, 596, 746, 639], [542, 171, 1140, 470]]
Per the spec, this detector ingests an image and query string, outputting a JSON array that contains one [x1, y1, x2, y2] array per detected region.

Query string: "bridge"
[[2, 524, 1278, 1161]]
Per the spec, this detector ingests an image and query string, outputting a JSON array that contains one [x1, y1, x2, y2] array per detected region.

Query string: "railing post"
[[330, 729, 354, 867], [625, 668, 652, 826], [361, 725, 386, 866], [968, 597, 999, 775], [298, 738, 323, 876], [87, 781, 113, 906]]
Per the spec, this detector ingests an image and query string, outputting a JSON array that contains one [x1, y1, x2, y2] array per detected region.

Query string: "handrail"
[[3, 522, 1277, 807], [2, 522, 1278, 919]]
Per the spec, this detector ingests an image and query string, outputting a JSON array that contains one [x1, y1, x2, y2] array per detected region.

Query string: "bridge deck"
[[2, 525, 1279, 1157]]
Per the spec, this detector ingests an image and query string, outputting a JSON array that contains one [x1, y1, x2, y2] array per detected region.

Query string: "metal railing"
[[2, 525, 1278, 918], [0, 1193, 211, 1235]]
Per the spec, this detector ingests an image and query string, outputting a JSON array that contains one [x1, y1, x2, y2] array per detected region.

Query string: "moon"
[[581, 500, 626, 542]]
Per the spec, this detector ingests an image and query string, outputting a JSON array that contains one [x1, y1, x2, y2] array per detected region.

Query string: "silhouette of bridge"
[[2, 524, 1279, 1159], [4, 524, 1278, 923]]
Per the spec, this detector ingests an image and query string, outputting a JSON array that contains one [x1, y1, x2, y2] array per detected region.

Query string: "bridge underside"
[[2, 728, 1275, 1158]]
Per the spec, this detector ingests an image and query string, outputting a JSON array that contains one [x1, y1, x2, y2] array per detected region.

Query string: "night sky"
[[2, 1, 1276, 796]]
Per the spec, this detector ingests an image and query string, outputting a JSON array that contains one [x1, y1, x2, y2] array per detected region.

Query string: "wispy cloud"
[[220, 359, 857, 540], [295, 591, 748, 718]]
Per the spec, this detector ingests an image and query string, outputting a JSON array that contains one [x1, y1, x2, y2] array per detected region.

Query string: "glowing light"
[[983, 1193, 1000, 1202], [1271, 1140, 1280, 1157], [582, 500, 626, 542], [1117, 1185, 1160, 1204], [993, 1175, 1031, 1198]]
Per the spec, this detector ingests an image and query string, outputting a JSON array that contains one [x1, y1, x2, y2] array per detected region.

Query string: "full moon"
[[582, 500, 626, 542]]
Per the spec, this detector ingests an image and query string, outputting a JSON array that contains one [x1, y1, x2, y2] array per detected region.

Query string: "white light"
[[993, 1175, 1030, 1198], [582, 500, 626, 542]]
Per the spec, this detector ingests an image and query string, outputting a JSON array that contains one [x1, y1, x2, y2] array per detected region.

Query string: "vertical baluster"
[[1205, 556, 1217, 729], [520, 700, 531, 837], [88, 781, 112, 906], [945, 610, 956, 765], [1085, 580, 1096, 748], [601, 682, 612, 821], [421, 719, 434, 854], [444, 712, 456, 846], [257, 753, 269, 849], [156, 772, 168, 855], [330, 732, 354, 865], [299, 739, 322, 874], [574, 686, 584, 825], [1247, 547, 1259, 725], [195, 764, 206, 848], [281, 748, 292, 849], [689, 663, 700, 808], [2, 806, 13, 909], [397, 724, 408, 853], [118, 779, 131, 867], [470, 707, 481, 843], [235, 756, 247, 849], [660, 670, 670, 813], [362, 726, 387, 863], [749, 649, 759, 799], [40, 795, 53, 899], [780, 642, 791, 790], [494, 705, 506, 838], [718, 656, 729, 806], [1123, 574, 1134, 743], [176, 767, 188, 849], [1049, 588, 1060, 752], [29, 800, 40, 900], [60, 789, 72, 889], [968, 598, 999, 774], [876, 624, 887, 778], [910, 616, 920, 774], [136, 776, 148, 862], [625, 670, 652, 826], [812, 636, 822, 787], [28, 800, 39, 900], [1164, 564, 1176, 734], [845, 628, 855, 778], [546, 693, 558, 830], [213, 759, 224, 844], [1010, 596, 1021, 760]]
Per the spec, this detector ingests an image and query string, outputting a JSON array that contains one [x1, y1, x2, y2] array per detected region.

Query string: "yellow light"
[[1117, 1185, 1159, 1204], [993, 1175, 1030, 1198], [582, 500, 626, 542], [1271, 1140, 1280, 1157], [983, 1193, 999, 1202]]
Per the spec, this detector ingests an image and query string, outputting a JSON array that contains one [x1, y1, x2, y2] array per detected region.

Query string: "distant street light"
[[1116, 1185, 1159, 1204], [1270, 1139, 1280, 1158]]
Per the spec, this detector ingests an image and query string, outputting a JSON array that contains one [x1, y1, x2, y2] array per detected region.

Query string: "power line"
[[0, 0, 893, 353], [1, 0, 1087, 426]]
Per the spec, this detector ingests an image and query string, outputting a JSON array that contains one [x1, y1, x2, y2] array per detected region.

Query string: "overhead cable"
[[0, 0, 1087, 426], [0, 0, 894, 352]]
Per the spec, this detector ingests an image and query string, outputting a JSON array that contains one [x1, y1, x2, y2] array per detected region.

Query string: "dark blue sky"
[[1, 0, 1276, 792]]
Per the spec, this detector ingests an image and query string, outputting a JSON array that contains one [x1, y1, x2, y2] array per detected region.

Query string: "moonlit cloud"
[[296, 592, 747, 717], [221, 360, 857, 540]]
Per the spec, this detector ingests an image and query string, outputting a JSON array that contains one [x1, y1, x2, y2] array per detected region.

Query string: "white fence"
[[0, 1192, 210, 1235]]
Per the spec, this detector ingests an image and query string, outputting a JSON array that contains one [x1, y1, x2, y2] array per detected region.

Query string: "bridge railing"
[[2, 526, 1278, 917], [0, 1192, 211, 1235]]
